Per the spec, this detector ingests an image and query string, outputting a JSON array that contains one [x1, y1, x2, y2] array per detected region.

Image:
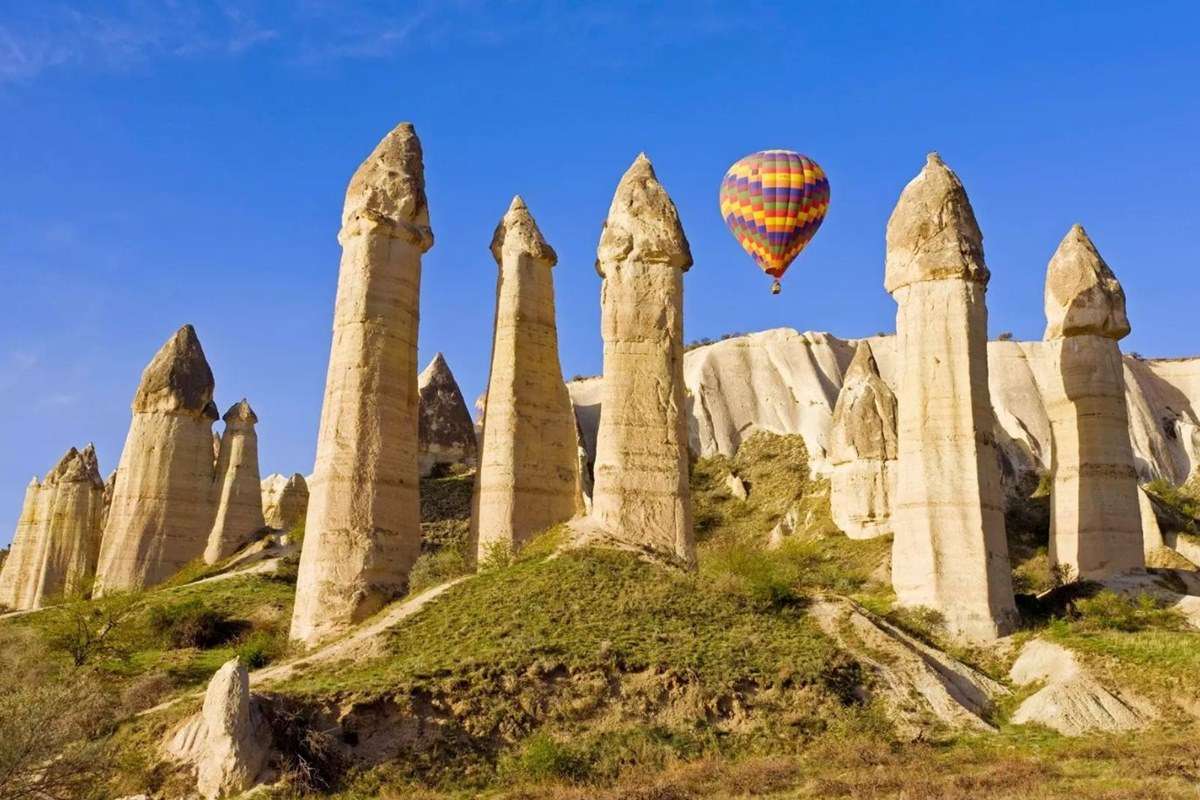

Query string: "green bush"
[[1073, 590, 1185, 633], [148, 599, 238, 649], [503, 732, 589, 783], [408, 546, 470, 595], [236, 629, 287, 669], [703, 544, 803, 611]]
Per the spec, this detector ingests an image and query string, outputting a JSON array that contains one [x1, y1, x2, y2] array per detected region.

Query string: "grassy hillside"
[[5, 434, 1200, 799]]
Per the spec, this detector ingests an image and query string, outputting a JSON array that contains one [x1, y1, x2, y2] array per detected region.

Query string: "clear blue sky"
[[2, 1, 1198, 546]]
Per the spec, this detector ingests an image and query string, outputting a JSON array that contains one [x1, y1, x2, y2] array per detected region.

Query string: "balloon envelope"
[[719, 150, 830, 283]]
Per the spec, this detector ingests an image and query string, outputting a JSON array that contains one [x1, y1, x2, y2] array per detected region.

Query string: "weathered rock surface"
[[95, 325, 219, 594], [418, 353, 477, 477], [1009, 639, 1150, 735], [261, 473, 309, 531], [164, 659, 269, 799], [205, 400, 266, 564], [828, 341, 897, 539], [884, 154, 1017, 640], [810, 597, 1007, 737], [0, 446, 105, 610], [1040, 226, 1143, 579], [291, 122, 432, 647], [472, 197, 583, 558], [583, 154, 695, 566]]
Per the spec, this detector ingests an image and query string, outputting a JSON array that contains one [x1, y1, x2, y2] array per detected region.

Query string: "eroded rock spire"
[[204, 400, 266, 564]]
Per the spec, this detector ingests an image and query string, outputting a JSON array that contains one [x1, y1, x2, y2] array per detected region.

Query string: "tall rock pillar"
[[1042, 225, 1143, 578], [205, 400, 266, 564], [829, 342, 898, 539], [0, 478, 43, 608], [472, 197, 583, 560], [885, 153, 1017, 640], [588, 155, 695, 566], [28, 445, 105, 606], [95, 325, 219, 593], [290, 122, 432, 647]]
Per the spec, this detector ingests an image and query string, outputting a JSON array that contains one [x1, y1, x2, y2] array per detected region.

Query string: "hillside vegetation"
[[4, 435, 1200, 799]]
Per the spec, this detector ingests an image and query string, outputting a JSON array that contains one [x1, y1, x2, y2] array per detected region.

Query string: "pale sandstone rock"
[[1140, 486, 1165, 557], [724, 473, 748, 501], [829, 341, 897, 539], [472, 197, 583, 559], [165, 659, 269, 799], [0, 478, 42, 609], [418, 353, 478, 477], [261, 473, 309, 531], [95, 325, 219, 594], [884, 153, 1017, 640], [1041, 226, 1143, 579], [27, 445, 105, 607], [100, 469, 116, 532], [1009, 639, 1150, 735], [205, 400, 267, 564], [290, 122, 432, 647], [584, 154, 695, 566]]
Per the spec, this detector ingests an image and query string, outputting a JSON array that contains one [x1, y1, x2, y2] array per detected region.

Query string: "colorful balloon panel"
[[719, 150, 830, 281]]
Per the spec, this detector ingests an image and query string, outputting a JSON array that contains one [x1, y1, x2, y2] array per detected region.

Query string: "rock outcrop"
[[884, 154, 1017, 640], [585, 154, 695, 566], [261, 473, 309, 531], [1009, 639, 1150, 735], [0, 446, 105, 609], [291, 122, 432, 647], [204, 400, 266, 564], [417, 353, 477, 477], [828, 341, 897, 539], [472, 197, 583, 559], [95, 325, 219, 594], [164, 659, 269, 799], [1040, 226, 1143, 579]]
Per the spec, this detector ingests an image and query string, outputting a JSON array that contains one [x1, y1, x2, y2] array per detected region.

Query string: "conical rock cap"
[[132, 325, 216, 415], [491, 195, 557, 266], [596, 153, 692, 276], [341, 121, 433, 250], [1044, 224, 1130, 340]]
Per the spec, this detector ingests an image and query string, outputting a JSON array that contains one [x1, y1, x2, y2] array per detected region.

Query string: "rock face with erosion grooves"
[[1041, 226, 1143, 579], [829, 341, 897, 539], [1009, 639, 1150, 735], [164, 659, 269, 799], [585, 154, 695, 566], [417, 353, 478, 477], [472, 197, 583, 559], [261, 473, 309, 531], [0, 446, 105, 609], [884, 154, 1017, 640], [290, 122, 432, 647], [204, 400, 266, 564], [95, 325, 219, 593]]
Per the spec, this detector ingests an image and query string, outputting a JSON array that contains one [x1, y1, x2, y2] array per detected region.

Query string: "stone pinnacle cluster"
[[290, 121, 433, 647], [0, 445, 105, 610], [1041, 225, 1143, 578], [586, 154, 695, 566], [884, 153, 1018, 640], [95, 325, 220, 594], [472, 196, 583, 560]]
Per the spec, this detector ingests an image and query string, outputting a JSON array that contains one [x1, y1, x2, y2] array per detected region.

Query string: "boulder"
[[94, 325, 219, 593], [828, 341, 897, 539], [417, 353, 477, 477], [583, 154, 695, 566], [472, 197, 583, 559], [291, 122, 431, 647], [884, 153, 1017, 640], [205, 400, 266, 564]]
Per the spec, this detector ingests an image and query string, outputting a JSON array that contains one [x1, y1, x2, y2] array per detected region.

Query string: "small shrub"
[[264, 700, 348, 794], [886, 605, 946, 640], [479, 540, 514, 572], [148, 599, 239, 649], [236, 629, 287, 669], [503, 732, 589, 783], [1145, 479, 1200, 523], [43, 592, 144, 667], [997, 331, 1014, 341], [704, 544, 803, 611], [1073, 590, 1185, 632], [408, 546, 470, 595]]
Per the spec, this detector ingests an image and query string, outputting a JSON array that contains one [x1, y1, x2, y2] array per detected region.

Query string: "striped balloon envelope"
[[719, 150, 830, 294]]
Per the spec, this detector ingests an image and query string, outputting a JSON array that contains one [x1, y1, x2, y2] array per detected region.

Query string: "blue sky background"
[[1, 1, 1198, 545]]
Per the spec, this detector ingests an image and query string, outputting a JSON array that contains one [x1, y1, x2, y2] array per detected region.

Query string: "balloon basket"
[[771, 280, 781, 295]]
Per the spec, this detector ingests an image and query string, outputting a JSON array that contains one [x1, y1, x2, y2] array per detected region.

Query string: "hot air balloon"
[[719, 150, 830, 294]]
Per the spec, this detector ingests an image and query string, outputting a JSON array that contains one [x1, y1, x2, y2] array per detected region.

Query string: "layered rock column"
[[829, 342, 898, 539], [472, 197, 583, 559], [28, 445, 105, 606], [1042, 225, 1143, 578], [290, 122, 433, 647], [0, 478, 43, 608], [204, 400, 266, 564], [588, 155, 695, 566], [95, 325, 219, 593], [417, 353, 478, 476], [885, 153, 1017, 640]]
